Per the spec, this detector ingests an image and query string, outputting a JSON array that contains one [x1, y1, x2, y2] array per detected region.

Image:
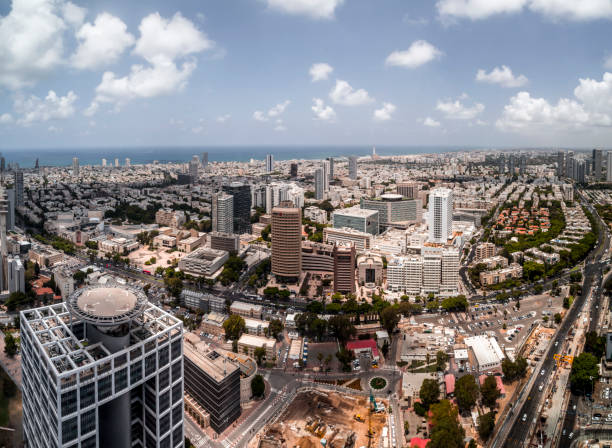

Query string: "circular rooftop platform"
[[67, 284, 147, 327], [380, 193, 404, 201]]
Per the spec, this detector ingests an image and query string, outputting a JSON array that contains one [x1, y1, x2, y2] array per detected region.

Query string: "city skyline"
[[2, 0, 612, 149]]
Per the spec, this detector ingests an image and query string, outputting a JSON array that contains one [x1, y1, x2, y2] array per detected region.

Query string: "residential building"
[[290, 163, 298, 177], [332, 206, 379, 235], [474, 242, 496, 261], [200, 312, 227, 338], [428, 188, 453, 243], [333, 243, 356, 294], [229, 301, 263, 320], [314, 167, 325, 200], [7, 256, 24, 293], [14, 170, 23, 207], [201, 152, 208, 169], [479, 264, 523, 286], [557, 151, 565, 178], [156, 209, 186, 228], [608, 152, 612, 182], [348, 156, 358, 180], [265, 154, 274, 173], [271, 203, 302, 280], [212, 192, 234, 234], [396, 182, 419, 199], [304, 206, 328, 224], [593, 148, 603, 180], [189, 155, 199, 181], [72, 157, 79, 177]]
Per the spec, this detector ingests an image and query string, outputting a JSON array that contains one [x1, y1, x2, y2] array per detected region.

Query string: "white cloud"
[[47, 125, 61, 133], [329, 80, 374, 106], [61, 1, 86, 28], [0, 114, 13, 124], [216, 114, 231, 123], [253, 111, 268, 122], [87, 12, 213, 114], [476, 65, 528, 87], [422, 117, 441, 127], [14, 90, 77, 125], [265, 0, 344, 19], [385, 40, 442, 69], [274, 121, 287, 132], [605, 55, 612, 70], [436, 97, 485, 119], [311, 98, 336, 121], [309, 63, 333, 82], [437, 0, 612, 21], [268, 100, 291, 117], [71, 13, 135, 70], [373, 102, 396, 121], [0, 0, 72, 89]]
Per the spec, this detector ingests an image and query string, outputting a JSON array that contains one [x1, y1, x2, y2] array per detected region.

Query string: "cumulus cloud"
[[437, 0, 612, 21], [253, 111, 268, 122], [436, 97, 485, 119], [14, 90, 77, 125], [274, 119, 287, 131], [311, 98, 336, 121], [86, 12, 213, 114], [0, 114, 13, 124], [385, 40, 442, 69], [268, 100, 291, 117], [71, 13, 135, 70], [373, 102, 396, 121], [265, 0, 344, 19], [309, 63, 333, 82], [329, 80, 374, 106], [253, 100, 291, 124], [422, 117, 441, 127], [216, 114, 231, 123], [476, 65, 528, 87]]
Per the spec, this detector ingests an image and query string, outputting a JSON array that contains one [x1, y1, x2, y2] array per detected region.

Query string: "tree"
[[554, 313, 562, 324], [481, 375, 501, 409], [336, 348, 355, 372], [4, 333, 17, 357], [382, 340, 389, 357], [570, 352, 600, 394], [380, 306, 400, 334], [419, 378, 440, 409], [584, 331, 605, 359], [428, 400, 465, 448], [455, 374, 479, 412], [223, 315, 246, 341], [306, 300, 324, 314], [328, 315, 356, 344], [501, 356, 527, 382], [477, 411, 496, 441], [254, 347, 266, 365], [436, 351, 449, 371], [269, 319, 284, 339], [73, 270, 86, 284], [164, 276, 183, 298], [251, 374, 265, 398]]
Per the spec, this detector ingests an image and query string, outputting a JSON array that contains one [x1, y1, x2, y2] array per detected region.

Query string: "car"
[[538, 384, 543, 392], [562, 429, 566, 436], [568, 432, 574, 439], [573, 404, 577, 411], [541, 369, 545, 376], [522, 414, 527, 422]]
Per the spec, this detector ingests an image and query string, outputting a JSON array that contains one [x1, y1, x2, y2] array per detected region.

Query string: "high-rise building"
[[72, 157, 79, 177], [7, 256, 24, 293], [222, 182, 252, 234], [498, 155, 505, 174], [271, 203, 302, 280], [0, 157, 5, 176], [20, 282, 184, 448], [333, 243, 356, 294], [34, 158, 39, 171], [314, 168, 325, 200], [265, 154, 274, 173], [322, 160, 330, 191], [212, 192, 234, 234], [114, 158, 119, 167], [360, 195, 422, 228], [125, 158, 131, 167], [519, 155, 526, 175], [428, 188, 453, 243], [396, 182, 419, 199], [201, 152, 208, 169], [102, 158, 107, 167], [565, 151, 574, 178], [14, 170, 23, 207], [348, 156, 358, 180], [290, 163, 298, 177], [557, 151, 565, 178], [5, 188, 15, 232], [593, 149, 603, 180], [327, 157, 334, 180], [607, 152, 612, 182], [508, 155, 516, 175], [189, 155, 199, 182], [576, 160, 586, 183]]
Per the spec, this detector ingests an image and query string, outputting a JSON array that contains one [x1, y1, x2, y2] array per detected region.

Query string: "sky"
[[1, 0, 612, 149]]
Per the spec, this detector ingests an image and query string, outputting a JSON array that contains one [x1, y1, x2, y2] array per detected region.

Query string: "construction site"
[[253, 390, 389, 448]]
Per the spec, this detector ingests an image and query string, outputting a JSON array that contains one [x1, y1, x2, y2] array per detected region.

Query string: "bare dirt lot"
[[260, 390, 388, 448]]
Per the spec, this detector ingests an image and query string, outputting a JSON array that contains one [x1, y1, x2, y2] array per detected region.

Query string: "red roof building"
[[346, 339, 379, 361], [444, 373, 455, 395], [410, 437, 430, 448]]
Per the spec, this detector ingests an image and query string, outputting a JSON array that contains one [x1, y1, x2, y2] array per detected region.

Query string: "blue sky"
[[1, 0, 612, 149]]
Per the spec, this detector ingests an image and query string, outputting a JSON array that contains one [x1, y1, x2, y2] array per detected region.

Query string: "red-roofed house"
[[410, 437, 430, 448], [444, 373, 455, 396], [346, 339, 379, 362]]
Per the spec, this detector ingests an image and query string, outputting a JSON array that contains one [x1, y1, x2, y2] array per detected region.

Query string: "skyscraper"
[[322, 160, 330, 192], [498, 155, 505, 174], [7, 256, 24, 293], [14, 170, 23, 207], [508, 155, 515, 175], [222, 182, 252, 234], [348, 156, 358, 180], [102, 158, 107, 167], [189, 155, 199, 182], [607, 152, 612, 182], [0, 188, 7, 292], [314, 168, 325, 200], [428, 188, 453, 243], [565, 151, 574, 178], [265, 154, 274, 173], [201, 152, 208, 169], [594, 148, 603, 180], [125, 158, 131, 167], [114, 158, 119, 167], [519, 155, 526, 175], [290, 163, 298, 177], [557, 151, 565, 178], [333, 243, 356, 294], [20, 282, 184, 448], [212, 192, 234, 234], [72, 157, 79, 177], [271, 202, 302, 280], [327, 157, 334, 180]]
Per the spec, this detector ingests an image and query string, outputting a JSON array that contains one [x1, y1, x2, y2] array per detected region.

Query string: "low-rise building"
[[201, 312, 227, 337], [474, 242, 496, 261], [332, 207, 379, 235], [464, 335, 505, 372], [357, 253, 383, 286], [178, 247, 229, 277], [178, 234, 206, 253], [346, 339, 380, 362], [301, 241, 334, 272], [237, 334, 276, 359], [28, 246, 63, 266], [324, 227, 372, 251], [210, 232, 240, 253], [479, 263, 523, 286], [230, 301, 263, 320], [156, 208, 186, 228], [244, 318, 269, 336]]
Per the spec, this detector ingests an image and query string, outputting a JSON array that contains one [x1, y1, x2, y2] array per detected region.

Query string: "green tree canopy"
[[251, 374, 265, 398], [380, 306, 400, 334], [480, 375, 501, 409], [419, 378, 440, 409], [428, 400, 465, 448], [455, 374, 479, 412], [570, 352, 600, 394], [223, 315, 246, 341], [477, 411, 496, 441]]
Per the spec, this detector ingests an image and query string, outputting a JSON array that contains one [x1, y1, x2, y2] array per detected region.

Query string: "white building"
[[265, 154, 274, 173], [464, 335, 505, 372], [7, 256, 24, 293], [428, 188, 453, 243], [212, 192, 234, 234]]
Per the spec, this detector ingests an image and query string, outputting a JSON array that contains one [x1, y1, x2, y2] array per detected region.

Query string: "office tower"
[[1, 157, 5, 177], [0, 188, 7, 292], [271, 202, 302, 280], [396, 182, 419, 199], [607, 152, 612, 182], [348, 156, 358, 180], [508, 155, 515, 175], [314, 168, 325, 200], [565, 151, 574, 178], [327, 157, 334, 180], [576, 160, 586, 183], [14, 170, 23, 206], [34, 158, 39, 171], [212, 192, 234, 234], [557, 151, 564, 178], [189, 155, 199, 183], [519, 155, 526, 175], [7, 256, 24, 293], [5, 188, 14, 232], [265, 154, 274, 173], [322, 160, 330, 192], [114, 158, 119, 167], [332, 207, 379, 235], [333, 243, 356, 294], [102, 158, 107, 167], [20, 282, 184, 448], [222, 182, 252, 234], [360, 195, 421, 229], [593, 149, 603, 180], [290, 163, 298, 177], [498, 155, 505, 174], [428, 188, 453, 243], [72, 157, 79, 177], [125, 158, 131, 167], [201, 152, 208, 169]]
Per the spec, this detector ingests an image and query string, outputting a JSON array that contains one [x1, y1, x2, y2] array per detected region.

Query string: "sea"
[[0, 145, 487, 168]]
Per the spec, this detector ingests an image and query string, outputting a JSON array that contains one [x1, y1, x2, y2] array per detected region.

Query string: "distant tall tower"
[[314, 168, 325, 200], [114, 158, 119, 167], [557, 151, 565, 178], [201, 152, 208, 169], [34, 158, 39, 171], [290, 163, 298, 178], [271, 202, 302, 280], [607, 152, 612, 182], [72, 157, 79, 177], [593, 149, 603, 180], [0, 157, 5, 179], [189, 155, 199, 182], [322, 160, 330, 192], [266, 154, 274, 173], [327, 157, 334, 180], [212, 192, 234, 234], [428, 188, 453, 244], [125, 158, 131, 167], [102, 158, 107, 167], [498, 155, 505, 174], [0, 188, 8, 291], [14, 171, 23, 207], [348, 156, 358, 180]]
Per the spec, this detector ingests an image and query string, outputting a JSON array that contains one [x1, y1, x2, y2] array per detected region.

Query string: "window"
[[61, 389, 77, 416], [81, 409, 96, 435]]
